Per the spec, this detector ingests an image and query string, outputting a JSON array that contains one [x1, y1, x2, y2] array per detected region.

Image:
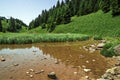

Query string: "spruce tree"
[[101, 0, 110, 13], [0, 19, 2, 32], [9, 17, 16, 32], [111, 0, 120, 16]]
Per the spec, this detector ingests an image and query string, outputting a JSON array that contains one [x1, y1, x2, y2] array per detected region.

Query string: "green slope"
[[53, 10, 120, 37]]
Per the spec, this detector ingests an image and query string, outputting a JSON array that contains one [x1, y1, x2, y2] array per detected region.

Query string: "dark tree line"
[[29, 0, 120, 32], [0, 17, 28, 32]]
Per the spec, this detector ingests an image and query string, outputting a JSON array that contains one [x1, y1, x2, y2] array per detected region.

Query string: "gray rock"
[[48, 72, 57, 79]]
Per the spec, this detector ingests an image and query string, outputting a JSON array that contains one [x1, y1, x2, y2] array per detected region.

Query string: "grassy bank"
[[0, 33, 89, 44], [53, 11, 120, 37]]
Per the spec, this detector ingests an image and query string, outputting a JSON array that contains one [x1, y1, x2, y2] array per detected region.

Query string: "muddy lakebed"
[[0, 40, 117, 80]]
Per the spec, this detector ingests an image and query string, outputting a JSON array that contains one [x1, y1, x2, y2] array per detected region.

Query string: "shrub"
[[100, 43, 116, 57]]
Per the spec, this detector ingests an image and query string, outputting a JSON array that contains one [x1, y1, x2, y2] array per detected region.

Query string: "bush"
[[100, 43, 116, 57]]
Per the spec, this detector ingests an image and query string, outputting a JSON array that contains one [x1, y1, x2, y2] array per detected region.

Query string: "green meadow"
[[0, 33, 89, 44]]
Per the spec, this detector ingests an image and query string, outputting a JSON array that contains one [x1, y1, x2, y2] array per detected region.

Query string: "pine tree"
[[63, 6, 71, 24], [56, 0, 60, 8], [9, 17, 16, 32], [0, 19, 2, 32], [111, 0, 120, 16], [101, 0, 110, 13]]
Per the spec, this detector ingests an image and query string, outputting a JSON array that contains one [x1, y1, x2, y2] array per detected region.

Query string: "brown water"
[[0, 40, 112, 80]]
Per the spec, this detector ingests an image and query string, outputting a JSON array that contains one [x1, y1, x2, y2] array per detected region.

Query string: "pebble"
[[90, 45, 96, 48], [26, 71, 30, 74], [92, 59, 96, 62], [83, 69, 91, 72], [82, 65, 86, 68], [85, 76, 89, 79], [86, 60, 89, 63], [74, 72, 77, 75], [55, 61, 59, 64], [30, 75, 33, 78]]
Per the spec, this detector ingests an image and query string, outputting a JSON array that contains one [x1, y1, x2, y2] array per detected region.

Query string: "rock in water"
[[48, 72, 57, 79], [30, 75, 33, 78], [83, 69, 91, 72], [1, 57, 5, 62], [13, 63, 19, 66], [55, 61, 59, 64]]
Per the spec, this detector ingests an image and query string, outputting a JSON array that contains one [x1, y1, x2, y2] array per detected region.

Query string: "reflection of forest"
[[40, 44, 108, 77]]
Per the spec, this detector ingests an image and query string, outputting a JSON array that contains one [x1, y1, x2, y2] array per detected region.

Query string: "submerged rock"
[[73, 72, 77, 75], [1, 56, 6, 62], [85, 76, 89, 79], [29, 69, 34, 72], [35, 70, 44, 74], [55, 61, 59, 64], [13, 63, 19, 66], [26, 71, 30, 74], [30, 75, 33, 78], [48, 72, 57, 79], [1, 57, 6, 61], [86, 60, 89, 63]]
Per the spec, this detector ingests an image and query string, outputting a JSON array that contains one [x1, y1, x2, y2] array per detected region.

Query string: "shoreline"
[[97, 56, 120, 80]]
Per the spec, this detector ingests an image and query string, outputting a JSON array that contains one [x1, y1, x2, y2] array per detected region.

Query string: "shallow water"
[[0, 40, 111, 80]]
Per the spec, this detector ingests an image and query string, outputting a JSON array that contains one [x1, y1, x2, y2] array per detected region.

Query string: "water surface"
[[0, 40, 111, 80]]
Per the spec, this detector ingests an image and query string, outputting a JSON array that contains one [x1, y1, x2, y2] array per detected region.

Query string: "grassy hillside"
[[0, 17, 28, 32], [52, 10, 120, 37]]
